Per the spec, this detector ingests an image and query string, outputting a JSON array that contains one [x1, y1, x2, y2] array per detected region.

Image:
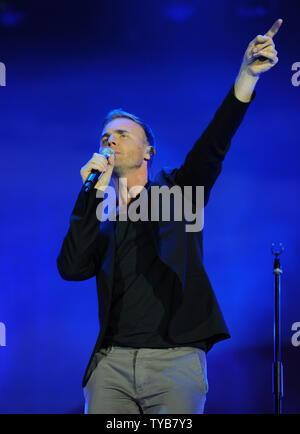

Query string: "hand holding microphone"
[[81, 148, 115, 192]]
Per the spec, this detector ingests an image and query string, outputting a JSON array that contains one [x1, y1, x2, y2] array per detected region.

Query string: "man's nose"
[[107, 135, 117, 146]]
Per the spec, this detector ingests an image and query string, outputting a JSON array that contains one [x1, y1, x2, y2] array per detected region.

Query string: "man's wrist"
[[234, 65, 259, 102]]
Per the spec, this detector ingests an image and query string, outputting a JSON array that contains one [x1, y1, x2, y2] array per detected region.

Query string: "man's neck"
[[112, 167, 149, 205]]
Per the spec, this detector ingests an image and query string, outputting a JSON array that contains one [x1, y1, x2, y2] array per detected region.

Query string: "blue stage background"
[[1, 0, 299, 413]]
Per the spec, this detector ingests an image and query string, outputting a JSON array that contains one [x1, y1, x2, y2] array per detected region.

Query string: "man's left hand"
[[241, 18, 283, 77]]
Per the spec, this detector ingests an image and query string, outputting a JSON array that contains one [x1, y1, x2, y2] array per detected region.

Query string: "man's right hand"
[[80, 151, 115, 191]]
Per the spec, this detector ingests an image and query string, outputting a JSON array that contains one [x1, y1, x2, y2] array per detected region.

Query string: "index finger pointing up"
[[265, 18, 283, 38]]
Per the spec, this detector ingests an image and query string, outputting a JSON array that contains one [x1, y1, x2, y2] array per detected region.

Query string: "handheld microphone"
[[83, 148, 115, 193]]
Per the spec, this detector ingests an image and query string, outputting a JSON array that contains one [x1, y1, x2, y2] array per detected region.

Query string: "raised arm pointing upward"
[[235, 18, 283, 102]]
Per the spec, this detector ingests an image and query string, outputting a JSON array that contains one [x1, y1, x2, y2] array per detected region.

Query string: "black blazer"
[[57, 84, 256, 388]]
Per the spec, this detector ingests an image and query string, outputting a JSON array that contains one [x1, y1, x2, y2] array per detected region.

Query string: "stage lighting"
[[0, 1, 25, 27], [235, 0, 278, 17], [161, 1, 197, 22]]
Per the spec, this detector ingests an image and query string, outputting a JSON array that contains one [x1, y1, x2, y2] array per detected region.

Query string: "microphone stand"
[[271, 242, 284, 415]]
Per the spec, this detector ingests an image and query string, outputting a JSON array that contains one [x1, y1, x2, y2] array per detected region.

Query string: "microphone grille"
[[102, 148, 115, 158]]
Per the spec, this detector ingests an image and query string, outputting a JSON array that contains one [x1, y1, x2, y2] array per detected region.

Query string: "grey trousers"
[[83, 345, 208, 414]]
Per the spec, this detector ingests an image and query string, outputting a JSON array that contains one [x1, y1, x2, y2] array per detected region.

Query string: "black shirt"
[[102, 181, 208, 352]]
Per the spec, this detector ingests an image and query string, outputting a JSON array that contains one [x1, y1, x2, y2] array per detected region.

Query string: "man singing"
[[57, 19, 282, 414]]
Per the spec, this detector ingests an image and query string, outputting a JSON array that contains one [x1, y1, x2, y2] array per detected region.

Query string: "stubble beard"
[[112, 157, 142, 179]]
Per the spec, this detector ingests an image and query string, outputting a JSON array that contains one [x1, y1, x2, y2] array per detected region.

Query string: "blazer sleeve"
[[56, 186, 104, 281], [175, 83, 256, 205]]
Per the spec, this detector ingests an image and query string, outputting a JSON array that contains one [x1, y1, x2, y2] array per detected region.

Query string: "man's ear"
[[144, 146, 156, 161]]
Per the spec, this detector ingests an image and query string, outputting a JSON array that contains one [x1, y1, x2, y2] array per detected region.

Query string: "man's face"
[[100, 117, 150, 176]]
